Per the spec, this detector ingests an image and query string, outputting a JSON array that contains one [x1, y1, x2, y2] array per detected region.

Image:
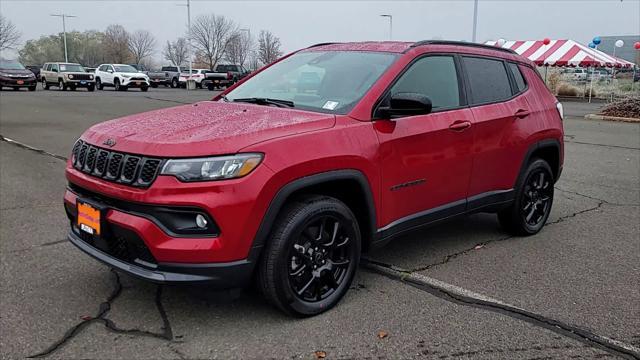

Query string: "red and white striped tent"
[[485, 39, 635, 68]]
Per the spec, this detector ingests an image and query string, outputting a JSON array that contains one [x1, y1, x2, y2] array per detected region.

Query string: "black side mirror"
[[379, 93, 433, 119]]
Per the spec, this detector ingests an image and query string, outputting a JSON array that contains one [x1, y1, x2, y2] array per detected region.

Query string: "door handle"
[[514, 109, 531, 119], [449, 120, 472, 131]]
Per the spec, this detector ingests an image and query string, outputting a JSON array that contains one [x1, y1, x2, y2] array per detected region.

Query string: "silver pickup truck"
[[148, 66, 182, 88]]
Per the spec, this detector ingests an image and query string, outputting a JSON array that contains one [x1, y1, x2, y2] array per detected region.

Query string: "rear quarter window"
[[463, 56, 512, 105], [507, 63, 527, 93]]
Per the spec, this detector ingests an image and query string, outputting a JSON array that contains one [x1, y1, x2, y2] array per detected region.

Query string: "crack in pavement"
[[564, 140, 640, 151], [28, 270, 174, 358], [402, 186, 634, 273], [0, 135, 67, 162], [7, 239, 69, 254], [362, 259, 640, 360]]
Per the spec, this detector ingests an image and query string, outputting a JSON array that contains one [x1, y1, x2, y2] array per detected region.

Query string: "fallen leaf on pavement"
[[377, 330, 388, 339], [474, 244, 485, 250], [314, 350, 327, 359], [81, 315, 92, 321]]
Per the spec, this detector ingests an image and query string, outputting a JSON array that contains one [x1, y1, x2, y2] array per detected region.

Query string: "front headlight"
[[121, 74, 131, 78], [89, 74, 94, 80], [67, 74, 74, 79], [161, 153, 263, 182]]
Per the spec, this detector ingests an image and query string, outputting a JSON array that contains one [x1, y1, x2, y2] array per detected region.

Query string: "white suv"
[[94, 64, 150, 91], [178, 69, 211, 88]]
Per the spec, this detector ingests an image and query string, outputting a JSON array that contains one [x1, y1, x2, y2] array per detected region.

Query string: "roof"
[[485, 39, 635, 68], [306, 41, 414, 53], [306, 40, 522, 55]]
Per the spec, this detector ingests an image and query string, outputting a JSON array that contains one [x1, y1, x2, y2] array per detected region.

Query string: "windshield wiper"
[[232, 97, 295, 108]]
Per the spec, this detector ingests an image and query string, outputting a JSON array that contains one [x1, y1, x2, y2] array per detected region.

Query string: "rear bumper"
[[68, 231, 255, 286]]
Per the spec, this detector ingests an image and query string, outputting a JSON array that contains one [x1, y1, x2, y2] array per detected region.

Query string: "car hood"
[[82, 101, 336, 157], [0, 69, 33, 76]]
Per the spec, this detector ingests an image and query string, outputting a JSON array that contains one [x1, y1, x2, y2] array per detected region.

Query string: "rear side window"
[[508, 63, 527, 93], [390, 56, 460, 110], [463, 56, 512, 105]]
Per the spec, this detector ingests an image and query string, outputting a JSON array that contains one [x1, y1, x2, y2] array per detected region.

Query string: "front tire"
[[258, 195, 361, 316], [498, 158, 554, 236], [58, 79, 66, 91], [96, 78, 103, 90]]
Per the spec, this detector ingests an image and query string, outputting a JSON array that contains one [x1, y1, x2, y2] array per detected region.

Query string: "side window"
[[389, 56, 460, 110], [507, 63, 527, 93], [463, 56, 512, 105], [51, 64, 59, 72], [45, 64, 51, 71]]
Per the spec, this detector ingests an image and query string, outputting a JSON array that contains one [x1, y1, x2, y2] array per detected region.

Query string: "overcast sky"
[[1, 0, 639, 61]]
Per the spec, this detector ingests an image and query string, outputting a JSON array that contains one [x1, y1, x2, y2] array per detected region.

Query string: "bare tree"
[[162, 38, 188, 66], [0, 15, 21, 52], [190, 14, 236, 69], [128, 30, 156, 65], [225, 31, 253, 66], [103, 24, 130, 63], [257, 30, 282, 65]]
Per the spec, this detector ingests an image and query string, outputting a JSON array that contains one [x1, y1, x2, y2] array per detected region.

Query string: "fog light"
[[195, 214, 208, 228]]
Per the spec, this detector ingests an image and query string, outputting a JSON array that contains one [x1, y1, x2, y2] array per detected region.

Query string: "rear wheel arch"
[[518, 139, 561, 184], [253, 170, 377, 254]]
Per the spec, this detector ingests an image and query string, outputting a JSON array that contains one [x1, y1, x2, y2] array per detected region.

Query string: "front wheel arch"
[[252, 170, 377, 254]]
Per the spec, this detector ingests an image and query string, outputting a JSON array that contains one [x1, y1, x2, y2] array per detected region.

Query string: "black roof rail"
[[307, 42, 339, 48], [408, 40, 517, 54]]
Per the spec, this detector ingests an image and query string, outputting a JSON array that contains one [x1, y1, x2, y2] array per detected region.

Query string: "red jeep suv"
[[64, 41, 564, 316]]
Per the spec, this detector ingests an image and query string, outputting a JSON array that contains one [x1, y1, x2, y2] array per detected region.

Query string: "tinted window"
[[463, 57, 512, 104], [390, 56, 460, 110], [51, 64, 58, 71], [508, 63, 526, 93]]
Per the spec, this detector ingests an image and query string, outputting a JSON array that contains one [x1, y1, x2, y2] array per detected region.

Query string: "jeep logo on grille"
[[103, 138, 116, 147]]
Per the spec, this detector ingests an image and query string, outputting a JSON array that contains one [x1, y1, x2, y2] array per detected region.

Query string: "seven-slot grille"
[[70, 73, 93, 81], [71, 140, 163, 188]]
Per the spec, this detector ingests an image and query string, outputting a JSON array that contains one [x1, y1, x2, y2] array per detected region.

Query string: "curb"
[[557, 96, 607, 103], [585, 114, 640, 123]]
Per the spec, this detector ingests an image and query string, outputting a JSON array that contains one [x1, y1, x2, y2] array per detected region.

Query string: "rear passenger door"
[[462, 56, 532, 205], [375, 55, 475, 229]]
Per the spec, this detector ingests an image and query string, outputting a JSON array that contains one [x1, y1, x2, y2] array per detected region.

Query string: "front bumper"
[[68, 231, 255, 285], [122, 79, 149, 87], [66, 79, 95, 87], [0, 77, 37, 87]]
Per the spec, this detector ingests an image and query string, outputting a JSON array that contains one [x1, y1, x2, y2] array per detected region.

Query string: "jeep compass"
[[64, 41, 564, 316]]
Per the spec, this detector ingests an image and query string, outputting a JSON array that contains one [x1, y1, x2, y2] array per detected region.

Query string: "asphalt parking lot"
[[1, 88, 639, 359]]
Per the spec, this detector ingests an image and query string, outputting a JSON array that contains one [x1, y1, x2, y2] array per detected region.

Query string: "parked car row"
[[1, 59, 251, 92]]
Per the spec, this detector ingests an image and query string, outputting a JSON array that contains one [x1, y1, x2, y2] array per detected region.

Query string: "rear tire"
[[171, 78, 178, 88], [258, 195, 361, 316], [42, 79, 49, 90], [498, 158, 554, 236]]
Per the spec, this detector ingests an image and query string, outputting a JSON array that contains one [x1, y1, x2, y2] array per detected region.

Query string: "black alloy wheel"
[[521, 169, 553, 227], [259, 196, 361, 316], [499, 158, 554, 235], [288, 215, 355, 303]]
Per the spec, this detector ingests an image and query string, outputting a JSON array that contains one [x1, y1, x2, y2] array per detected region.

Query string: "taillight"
[[556, 102, 564, 121], [227, 71, 232, 80]]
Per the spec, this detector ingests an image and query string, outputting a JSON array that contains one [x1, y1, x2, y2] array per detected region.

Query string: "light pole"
[[50, 13, 77, 62], [380, 14, 392, 40], [472, 0, 479, 42], [177, 0, 193, 89], [239, 28, 250, 67]]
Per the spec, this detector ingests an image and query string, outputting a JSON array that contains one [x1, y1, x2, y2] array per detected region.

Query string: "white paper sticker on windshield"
[[322, 101, 339, 110], [60, 65, 67, 71]]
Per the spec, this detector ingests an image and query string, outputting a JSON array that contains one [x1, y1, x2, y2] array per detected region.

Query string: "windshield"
[[60, 64, 85, 72], [0, 61, 26, 70], [114, 65, 138, 73], [225, 51, 398, 114]]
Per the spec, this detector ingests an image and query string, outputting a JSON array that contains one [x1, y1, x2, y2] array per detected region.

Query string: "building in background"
[[597, 35, 640, 65]]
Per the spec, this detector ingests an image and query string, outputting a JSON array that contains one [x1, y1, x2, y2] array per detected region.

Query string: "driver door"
[[374, 55, 474, 230]]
